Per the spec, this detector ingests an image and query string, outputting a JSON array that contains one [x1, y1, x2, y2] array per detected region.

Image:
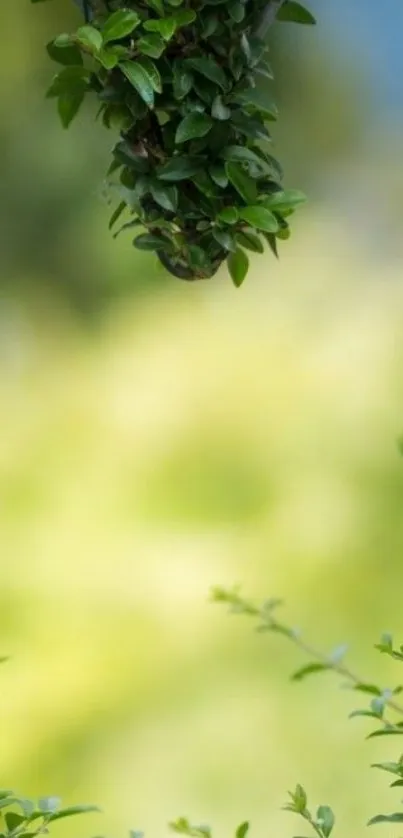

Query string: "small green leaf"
[[174, 9, 197, 26], [212, 95, 231, 120], [144, 17, 177, 40], [185, 57, 228, 91], [102, 10, 140, 43], [120, 61, 155, 107], [48, 805, 100, 822], [157, 156, 204, 181], [5, 812, 25, 832], [277, 1, 316, 25], [371, 762, 403, 776], [227, 248, 249, 287], [109, 202, 127, 231], [236, 231, 264, 253], [212, 228, 236, 252], [57, 90, 85, 127], [137, 34, 166, 59], [46, 39, 83, 66], [46, 66, 90, 98], [228, 2, 245, 22], [350, 683, 382, 697], [291, 662, 329, 682], [150, 181, 178, 211], [173, 63, 193, 100], [134, 234, 170, 251], [232, 88, 278, 120], [217, 207, 238, 224], [137, 57, 162, 93], [175, 113, 213, 143], [263, 189, 306, 212], [316, 806, 334, 838], [97, 48, 119, 70], [291, 785, 308, 813], [209, 164, 228, 188], [367, 725, 403, 739], [368, 813, 403, 825], [236, 823, 249, 838], [114, 140, 149, 172], [76, 25, 103, 54], [239, 206, 279, 233], [225, 162, 257, 203]]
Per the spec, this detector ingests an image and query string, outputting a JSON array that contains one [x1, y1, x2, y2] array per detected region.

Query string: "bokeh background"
[[1, 2, 403, 838]]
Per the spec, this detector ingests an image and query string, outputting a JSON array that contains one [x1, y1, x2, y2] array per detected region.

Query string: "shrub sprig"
[[32, 0, 315, 283]]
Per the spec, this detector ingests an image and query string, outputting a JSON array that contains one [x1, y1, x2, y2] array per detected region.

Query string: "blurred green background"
[[1, 3, 403, 838]]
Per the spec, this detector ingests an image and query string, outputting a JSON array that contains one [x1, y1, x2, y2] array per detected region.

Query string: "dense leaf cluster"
[[32, 0, 314, 282]]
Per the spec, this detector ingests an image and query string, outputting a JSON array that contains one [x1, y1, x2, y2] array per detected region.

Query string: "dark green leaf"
[[367, 727, 403, 739], [136, 34, 166, 59], [109, 202, 127, 230], [209, 164, 228, 188], [371, 762, 403, 777], [263, 189, 306, 212], [277, 1, 316, 25], [227, 248, 249, 287], [48, 805, 100, 822], [217, 207, 238, 224], [236, 231, 264, 253], [57, 90, 85, 127], [291, 662, 329, 682], [232, 88, 278, 120], [114, 141, 149, 172], [134, 234, 170, 251], [46, 39, 83, 66], [174, 9, 197, 26], [368, 813, 403, 826], [239, 206, 279, 232], [212, 229, 236, 252], [137, 57, 162, 93], [228, 2, 245, 22], [350, 683, 382, 697], [5, 813, 25, 832], [120, 61, 155, 107], [173, 64, 193, 99], [150, 182, 178, 211], [175, 112, 213, 143], [225, 162, 257, 203], [185, 57, 228, 91], [157, 156, 204, 180], [46, 66, 90, 98], [102, 10, 140, 43], [236, 823, 249, 838]]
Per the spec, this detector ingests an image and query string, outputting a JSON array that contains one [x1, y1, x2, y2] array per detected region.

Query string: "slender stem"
[[290, 634, 403, 716], [253, 0, 287, 39]]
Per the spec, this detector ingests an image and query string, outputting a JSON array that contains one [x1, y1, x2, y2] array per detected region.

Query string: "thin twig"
[[211, 587, 403, 718], [290, 633, 403, 716]]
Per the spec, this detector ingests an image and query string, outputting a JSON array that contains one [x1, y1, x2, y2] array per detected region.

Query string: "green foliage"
[[7, 577, 403, 838], [212, 586, 403, 834], [32, 0, 314, 282]]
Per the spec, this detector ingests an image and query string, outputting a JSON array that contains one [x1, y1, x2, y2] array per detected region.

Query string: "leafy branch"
[[210, 586, 403, 719], [211, 586, 403, 831]]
